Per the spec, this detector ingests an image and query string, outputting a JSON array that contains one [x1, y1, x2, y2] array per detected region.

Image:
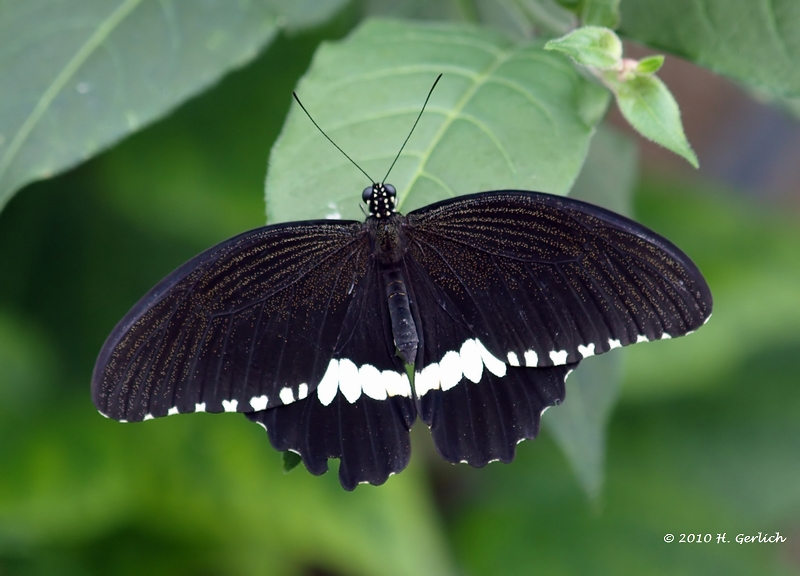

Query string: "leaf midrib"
[[0, 0, 142, 188]]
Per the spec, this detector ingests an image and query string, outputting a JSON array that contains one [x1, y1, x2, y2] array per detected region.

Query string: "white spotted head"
[[362, 183, 397, 219]]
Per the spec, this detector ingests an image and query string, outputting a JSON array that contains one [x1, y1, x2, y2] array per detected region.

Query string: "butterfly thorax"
[[369, 215, 407, 266], [362, 185, 418, 365]]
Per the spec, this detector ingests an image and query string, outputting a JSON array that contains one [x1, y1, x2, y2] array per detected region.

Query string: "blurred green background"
[[2, 2, 800, 575]]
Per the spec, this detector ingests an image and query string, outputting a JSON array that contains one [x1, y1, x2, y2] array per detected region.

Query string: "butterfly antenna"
[[292, 92, 375, 184], [382, 73, 442, 185]]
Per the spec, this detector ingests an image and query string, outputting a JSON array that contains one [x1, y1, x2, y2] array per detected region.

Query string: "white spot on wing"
[[143, 413, 154, 421], [661, 333, 672, 340], [439, 351, 463, 391], [317, 359, 339, 406], [475, 339, 506, 377], [360, 364, 386, 400], [338, 358, 361, 403], [636, 334, 649, 343], [279, 387, 294, 404], [384, 370, 411, 397], [507, 351, 520, 366], [549, 349, 569, 365], [195, 402, 206, 412], [578, 343, 595, 358], [297, 383, 308, 400], [460, 339, 483, 383], [415, 363, 441, 397], [168, 406, 179, 416], [250, 395, 268, 411], [608, 338, 622, 350], [524, 349, 538, 366], [222, 399, 238, 412]]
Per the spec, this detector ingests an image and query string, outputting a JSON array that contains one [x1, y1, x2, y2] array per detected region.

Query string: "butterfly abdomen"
[[383, 268, 418, 365]]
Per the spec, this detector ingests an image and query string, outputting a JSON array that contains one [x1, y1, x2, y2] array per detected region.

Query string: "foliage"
[[1, 1, 798, 574]]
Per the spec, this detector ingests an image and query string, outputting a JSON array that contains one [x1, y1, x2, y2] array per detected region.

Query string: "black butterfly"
[[92, 79, 712, 490]]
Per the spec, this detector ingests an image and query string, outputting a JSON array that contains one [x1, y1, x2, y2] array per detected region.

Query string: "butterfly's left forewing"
[[92, 221, 374, 422]]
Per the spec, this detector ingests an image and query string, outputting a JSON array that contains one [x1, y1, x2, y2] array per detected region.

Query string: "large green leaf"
[[266, 18, 609, 222], [620, 0, 800, 97], [366, 0, 577, 38], [544, 353, 623, 498], [0, 0, 347, 213], [569, 122, 638, 217]]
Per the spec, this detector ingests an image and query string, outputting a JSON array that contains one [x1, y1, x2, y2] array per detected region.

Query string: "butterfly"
[[92, 77, 712, 490]]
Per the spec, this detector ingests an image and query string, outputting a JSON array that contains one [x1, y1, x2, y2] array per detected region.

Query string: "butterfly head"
[[362, 183, 397, 219]]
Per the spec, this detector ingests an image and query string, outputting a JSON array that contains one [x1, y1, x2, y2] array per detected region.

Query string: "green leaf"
[[0, 0, 348, 213], [620, 0, 800, 97], [569, 122, 638, 218], [580, 0, 621, 28], [365, 0, 577, 38], [545, 26, 623, 69], [266, 19, 610, 223], [544, 353, 623, 498], [282, 450, 303, 473], [636, 54, 664, 75], [511, 0, 579, 37], [603, 72, 698, 167]]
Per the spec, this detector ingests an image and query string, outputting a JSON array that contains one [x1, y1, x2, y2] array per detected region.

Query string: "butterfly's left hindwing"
[[92, 221, 373, 422], [247, 258, 415, 490]]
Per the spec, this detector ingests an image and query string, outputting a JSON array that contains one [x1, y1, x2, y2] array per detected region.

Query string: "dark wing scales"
[[248, 258, 416, 489], [247, 394, 415, 490], [92, 220, 372, 422], [403, 256, 574, 465], [419, 364, 572, 466], [403, 190, 712, 368]]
